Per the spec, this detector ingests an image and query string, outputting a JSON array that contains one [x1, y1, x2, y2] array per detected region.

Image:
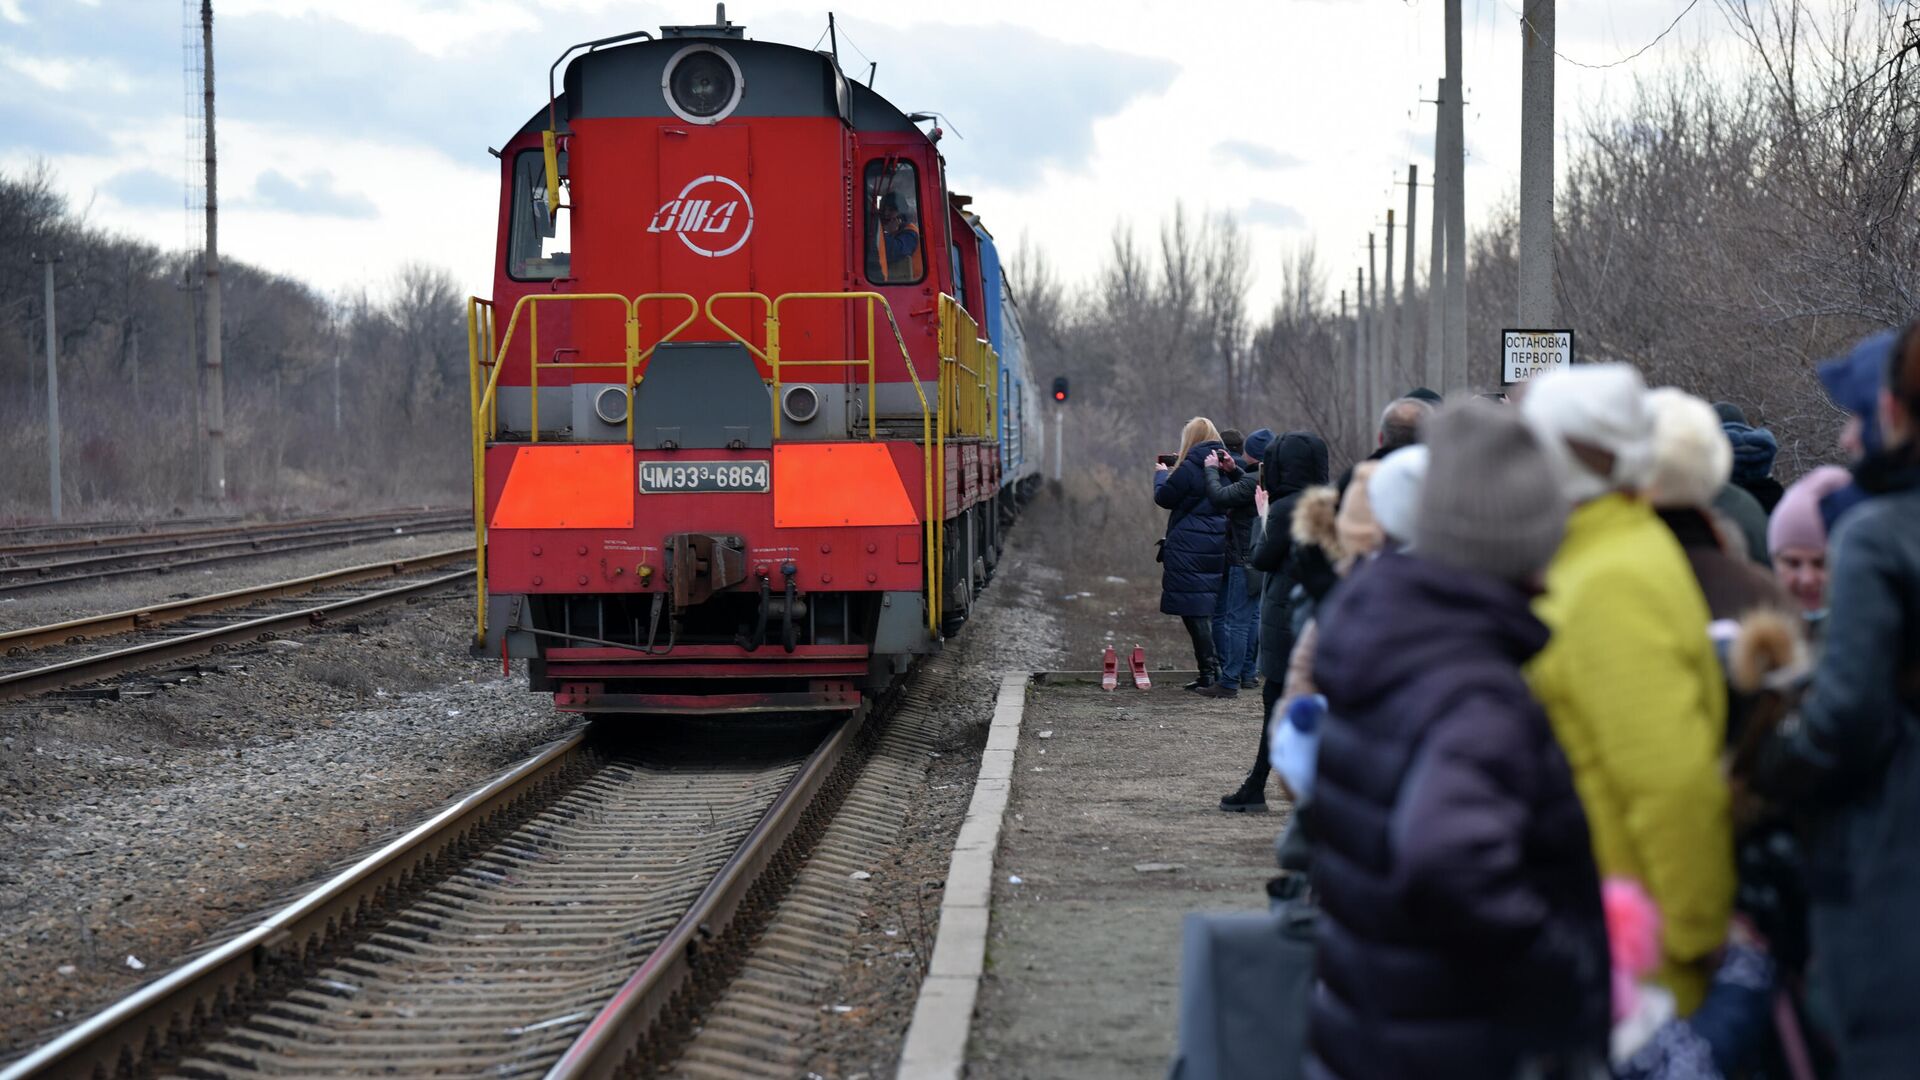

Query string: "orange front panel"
[[490, 445, 635, 529], [773, 443, 919, 528]]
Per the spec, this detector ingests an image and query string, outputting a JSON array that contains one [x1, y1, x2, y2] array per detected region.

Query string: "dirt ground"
[[967, 681, 1289, 1079]]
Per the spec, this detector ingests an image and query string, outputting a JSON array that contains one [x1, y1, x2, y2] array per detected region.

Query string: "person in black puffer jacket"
[[1215, 431, 1328, 811], [1155, 417, 1232, 688], [1201, 427, 1277, 698], [1307, 403, 1609, 1079]]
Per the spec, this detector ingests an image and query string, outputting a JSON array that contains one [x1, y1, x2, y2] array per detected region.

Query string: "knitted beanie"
[[1368, 445, 1429, 545], [1644, 388, 1733, 509], [1417, 402, 1570, 583], [1767, 465, 1854, 556], [1520, 364, 1654, 504], [1243, 427, 1277, 464]]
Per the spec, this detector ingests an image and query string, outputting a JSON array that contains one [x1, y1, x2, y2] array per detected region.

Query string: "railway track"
[[0, 512, 469, 596], [2, 656, 961, 1079], [0, 509, 451, 559], [0, 559, 473, 702], [0, 513, 244, 547]]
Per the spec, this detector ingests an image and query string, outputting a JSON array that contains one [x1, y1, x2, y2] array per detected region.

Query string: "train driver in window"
[[866, 163, 924, 284]]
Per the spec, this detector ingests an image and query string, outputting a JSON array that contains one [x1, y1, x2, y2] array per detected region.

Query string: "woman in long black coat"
[[1155, 417, 1231, 687]]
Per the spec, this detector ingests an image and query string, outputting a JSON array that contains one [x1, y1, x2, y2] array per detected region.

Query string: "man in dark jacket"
[[1155, 436, 1232, 687], [1307, 403, 1609, 1079], [1715, 402, 1786, 514], [1217, 431, 1327, 810], [1200, 428, 1276, 699], [1753, 320, 1920, 1077]]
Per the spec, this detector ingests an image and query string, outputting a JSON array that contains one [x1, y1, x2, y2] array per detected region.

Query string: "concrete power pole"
[[1425, 86, 1448, 394], [1402, 165, 1419, 384], [33, 253, 63, 521], [1443, 0, 1470, 394], [1354, 266, 1368, 447], [1383, 209, 1397, 393], [200, 0, 226, 501], [1366, 235, 1379, 414], [1517, 0, 1556, 327]]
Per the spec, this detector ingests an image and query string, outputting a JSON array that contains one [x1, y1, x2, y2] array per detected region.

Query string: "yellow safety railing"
[[936, 295, 999, 441], [464, 291, 700, 640], [703, 291, 941, 630], [465, 289, 1005, 642]]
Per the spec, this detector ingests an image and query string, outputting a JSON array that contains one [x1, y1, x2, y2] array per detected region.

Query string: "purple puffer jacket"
[[1305, 552, 1610, 1080]]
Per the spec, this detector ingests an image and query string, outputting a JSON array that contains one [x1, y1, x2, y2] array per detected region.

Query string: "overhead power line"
[[1511, 0, 1702, 70]]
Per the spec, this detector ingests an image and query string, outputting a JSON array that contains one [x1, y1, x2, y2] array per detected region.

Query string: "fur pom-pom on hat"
[[1729, 607, 1810, 694], [1644, 388, 1733, 509], [1291, 485, 1342, 554]]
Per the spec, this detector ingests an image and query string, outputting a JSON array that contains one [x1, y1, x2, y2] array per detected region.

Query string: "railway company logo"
[[647, 175, 754, 258]]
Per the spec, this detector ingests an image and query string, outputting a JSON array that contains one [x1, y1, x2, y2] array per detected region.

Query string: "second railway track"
[[0, 512, 470, 596], [0, 555, 474, 702]]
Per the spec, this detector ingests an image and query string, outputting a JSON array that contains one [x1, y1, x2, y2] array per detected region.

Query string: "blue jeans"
[[1211, 564, 1256, 689], [1240, 597, 1262, 684]]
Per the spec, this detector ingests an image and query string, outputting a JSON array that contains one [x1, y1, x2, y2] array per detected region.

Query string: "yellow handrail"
[[467, 289, 956, 639], [703, 290, 940, 629]]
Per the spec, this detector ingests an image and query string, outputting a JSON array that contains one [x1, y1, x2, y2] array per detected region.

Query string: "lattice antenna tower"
[[181, 0, 206, 268]]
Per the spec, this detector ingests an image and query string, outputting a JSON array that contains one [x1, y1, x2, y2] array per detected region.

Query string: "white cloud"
[[0, 0, 1767, 314]]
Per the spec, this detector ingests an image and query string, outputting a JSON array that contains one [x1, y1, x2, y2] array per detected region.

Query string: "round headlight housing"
[[781, 384, 821, 425], [594, 385, 630, 425], [663, 45, 743, 124]]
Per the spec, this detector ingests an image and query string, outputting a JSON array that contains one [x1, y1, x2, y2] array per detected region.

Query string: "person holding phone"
[[1155, 418, 1232, 690]]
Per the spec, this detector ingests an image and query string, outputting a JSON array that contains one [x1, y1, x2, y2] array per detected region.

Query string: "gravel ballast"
[[0, 590, 571, 1057]]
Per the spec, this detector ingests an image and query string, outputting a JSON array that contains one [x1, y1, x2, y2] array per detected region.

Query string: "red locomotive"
[[468, 8, 1041, 715]]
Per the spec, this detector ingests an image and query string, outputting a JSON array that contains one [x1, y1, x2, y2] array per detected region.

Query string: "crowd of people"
[[1153, 322, 1920, 1078]]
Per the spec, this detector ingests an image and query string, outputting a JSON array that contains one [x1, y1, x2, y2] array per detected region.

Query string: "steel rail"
[[0, 508, 454, 559], [0, 570, 470, 702], [545, 704, 868, 1079], [0, 729, 590, 1080], [0, 547, 474, 654], [0, 513, 243, 545], [0, 518, 469, 597]]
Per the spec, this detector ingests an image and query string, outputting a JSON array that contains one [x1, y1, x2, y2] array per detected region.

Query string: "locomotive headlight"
[[663, 45, 744, 124], [781, 384, 820, 425], [594, 386, 630, 425]]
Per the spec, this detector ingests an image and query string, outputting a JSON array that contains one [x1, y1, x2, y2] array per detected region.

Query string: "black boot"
[[1185, 656, 1222, 694], [1219, 775, 1268, 813]]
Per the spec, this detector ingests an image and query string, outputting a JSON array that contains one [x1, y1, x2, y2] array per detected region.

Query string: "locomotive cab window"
[[864, 159, 924, 285], [508, 149, 571, 281]]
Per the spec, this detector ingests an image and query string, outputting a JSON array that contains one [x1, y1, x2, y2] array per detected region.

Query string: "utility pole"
[[200, 0, 226, 502], [333, 348, 342, 433], [33, 252, 63, 521], [1354, 267, 1368, 447], [1367, 235, 1379, 417], [1383, 209, 1397, 394], [1401, 165, 1419, 384], [1517, 0, 1556, 327], [1426, 84, 1448, 394], [1443, 0, 1470, 393], [1343, 288, 1361, 447]]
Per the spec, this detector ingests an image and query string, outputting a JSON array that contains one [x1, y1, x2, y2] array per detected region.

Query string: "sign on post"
[[1501, 329, 1573, 385]]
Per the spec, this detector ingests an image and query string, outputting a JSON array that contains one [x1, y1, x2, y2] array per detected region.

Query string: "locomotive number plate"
[[639, 460, 770, 494]]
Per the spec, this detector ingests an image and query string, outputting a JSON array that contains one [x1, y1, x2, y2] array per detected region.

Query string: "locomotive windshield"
[[508, 150, 571, 280], [863, 159, 924, 285]]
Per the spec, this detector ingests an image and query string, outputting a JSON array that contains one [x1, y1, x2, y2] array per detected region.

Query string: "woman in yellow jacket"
[[1520, 366, 1733, 1014]]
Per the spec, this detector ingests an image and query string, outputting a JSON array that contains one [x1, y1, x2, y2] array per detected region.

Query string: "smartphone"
[[1156, 454, 1177, 467]]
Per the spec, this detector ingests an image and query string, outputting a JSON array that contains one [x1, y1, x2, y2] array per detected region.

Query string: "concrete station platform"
[[900, 674, 1290, 1079]]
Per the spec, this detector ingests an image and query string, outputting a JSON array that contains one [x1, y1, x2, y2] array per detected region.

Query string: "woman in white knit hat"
[[1521, 364, 1733, 1016]]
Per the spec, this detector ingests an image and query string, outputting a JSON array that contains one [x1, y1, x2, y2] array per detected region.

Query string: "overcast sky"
[[1, 0, 1754, 312]]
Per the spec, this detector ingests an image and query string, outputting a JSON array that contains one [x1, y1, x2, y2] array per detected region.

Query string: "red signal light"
[[1053, 390, 1066, 402]]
